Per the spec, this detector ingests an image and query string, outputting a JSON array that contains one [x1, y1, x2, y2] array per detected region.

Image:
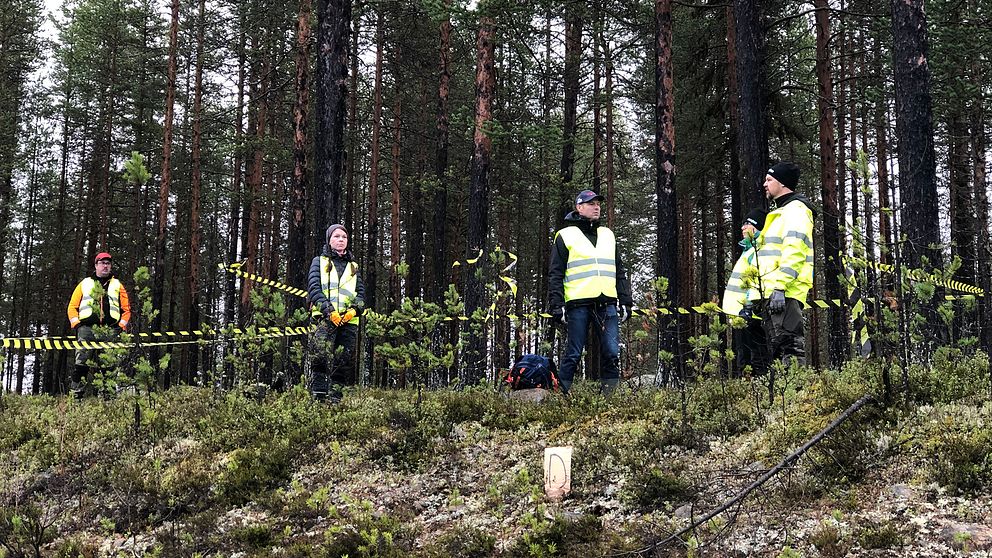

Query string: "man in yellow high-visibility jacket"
[[757, 161, 816, 366], [66, 252, 131, 397], [547, 190, 633, 394]]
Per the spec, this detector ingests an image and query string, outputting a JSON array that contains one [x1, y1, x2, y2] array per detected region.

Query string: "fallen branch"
[[620, 393, 876, 557]]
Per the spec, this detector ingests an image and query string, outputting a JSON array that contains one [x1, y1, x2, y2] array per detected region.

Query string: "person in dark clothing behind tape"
[[547, 190, 633, 395], [307, 224, 365, 402]]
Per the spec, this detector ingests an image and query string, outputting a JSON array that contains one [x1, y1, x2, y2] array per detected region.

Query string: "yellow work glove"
[[329, 310, 342, 326], [342, 309, 357, 324]]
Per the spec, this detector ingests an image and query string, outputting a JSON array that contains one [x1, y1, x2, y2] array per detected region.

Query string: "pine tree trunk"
[[314, 0, 351, 230], [152, 0, 180, 382], [185, 0, 206, 385], [240, 35, 268, 316], [431, 0, 451, 304], [345, 1, 360, 235], [288, 0, 312, 331], [815, 0, 846, 365], [891, 0, 941, 270], [971, 89, 990, 354], [733, 0, 767, 210], [605, 38, 616, 229], [390, 95, 402, 311], [364, 9, 385, 385], [464, 14, 495, 384], [559, 2, 584, 220], [656, 0, 680, 380], [949, 112, 976, 286], [725, 6, 743, 239]]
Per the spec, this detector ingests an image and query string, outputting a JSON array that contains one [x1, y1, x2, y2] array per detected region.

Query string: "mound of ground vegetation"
[[1, 347, 991, 557]]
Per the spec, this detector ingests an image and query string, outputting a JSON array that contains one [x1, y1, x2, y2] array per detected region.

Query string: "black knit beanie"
[[767, 161, 800, 190], [743, 208, 768, 229]]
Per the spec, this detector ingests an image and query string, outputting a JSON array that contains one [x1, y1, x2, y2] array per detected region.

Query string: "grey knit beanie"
[[325, 224, 347, 245]]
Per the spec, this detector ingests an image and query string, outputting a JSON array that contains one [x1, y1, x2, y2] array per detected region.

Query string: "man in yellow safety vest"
[[66, 252, 131, 397], [757, 161, 816, 366], [547, 189, 633, 394]]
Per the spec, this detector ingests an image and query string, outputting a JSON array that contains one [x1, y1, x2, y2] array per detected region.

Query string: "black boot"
[[71, 365, 88, 398]]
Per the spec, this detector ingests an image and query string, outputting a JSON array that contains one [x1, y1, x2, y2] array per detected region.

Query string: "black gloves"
[[550, 307, 566, 325], [769, 290, 786, 314]]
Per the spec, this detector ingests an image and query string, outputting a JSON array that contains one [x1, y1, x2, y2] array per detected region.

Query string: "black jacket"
[[307, 246, 366, 316], [548, 211, 633, 312]]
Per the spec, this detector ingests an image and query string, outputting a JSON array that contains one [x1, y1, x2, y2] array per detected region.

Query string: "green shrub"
[[913, 403, 992, 494], [507, 511, 603, 558], [426, 525, 496, 558], [856, 520, 904, 549], [910, 348, 990, 404], [622, 466, 692, 509], [808, 521, 849, 558]]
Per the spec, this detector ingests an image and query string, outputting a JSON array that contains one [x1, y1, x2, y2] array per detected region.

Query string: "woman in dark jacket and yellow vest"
[[308, 224, 365, 401]]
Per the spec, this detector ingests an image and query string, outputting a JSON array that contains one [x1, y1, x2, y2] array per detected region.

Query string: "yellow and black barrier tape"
[[222, 261, 309, 298], [2, 325, 315, 351], [843, 256, 984, 295], [3, 292, 979, 352]]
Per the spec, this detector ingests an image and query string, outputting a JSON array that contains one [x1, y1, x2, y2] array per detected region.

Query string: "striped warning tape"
[[844, 256, 984, 295], [1, 325, 315, 351], [221, 261, 308, 298]]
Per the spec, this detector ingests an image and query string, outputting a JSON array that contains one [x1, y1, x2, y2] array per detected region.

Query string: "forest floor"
[[1, 350, 991, 557]]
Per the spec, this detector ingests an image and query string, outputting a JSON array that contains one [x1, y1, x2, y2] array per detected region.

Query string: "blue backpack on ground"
[[505, 354, 560, 391]]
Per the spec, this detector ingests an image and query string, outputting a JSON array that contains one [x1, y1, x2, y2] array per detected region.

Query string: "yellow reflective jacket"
[[756, 193, 816, 303], [722, 235, 763, 315]]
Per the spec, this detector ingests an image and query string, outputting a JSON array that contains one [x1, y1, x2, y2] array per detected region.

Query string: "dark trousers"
[[559, 304, 620, 393], [762, 297, 806, 367], [311, 322, 358, 397], [736, 317, 770, 376]]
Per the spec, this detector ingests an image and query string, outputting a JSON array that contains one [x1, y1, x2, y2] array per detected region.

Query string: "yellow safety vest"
[[557, 226, 618, 302], [755, 198, 815, 304], [311, 256, 361, 324], [722, 237, 763, 316], [77, 277, 123, 322]]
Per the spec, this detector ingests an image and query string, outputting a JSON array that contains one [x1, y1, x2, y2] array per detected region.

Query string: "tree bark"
[[315, 0, 351, 231], [288, 0, 313, 328], [891, 0, 941, 270], [656, 0, 680, 379], [152, 0, 180, 382], [185, 0, 206, 384], [431, 0, 452, 304], [733, 0, 768, 210], [390, 95, 402, 310], [815, 0, 846, 366], [464, 13, 496, 384], [363, 9, 385, 384], [559, 1, 584, 222]]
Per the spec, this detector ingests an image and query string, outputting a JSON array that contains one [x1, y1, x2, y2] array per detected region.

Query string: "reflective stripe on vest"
[[557, 226, 619, 302], [77, 277, 123, 322], [312, 257, 361, 324], [721, 245, 762, 315]]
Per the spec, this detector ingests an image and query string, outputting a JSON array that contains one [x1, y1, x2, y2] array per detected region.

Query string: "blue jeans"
[[559, 304, 620, 392]]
